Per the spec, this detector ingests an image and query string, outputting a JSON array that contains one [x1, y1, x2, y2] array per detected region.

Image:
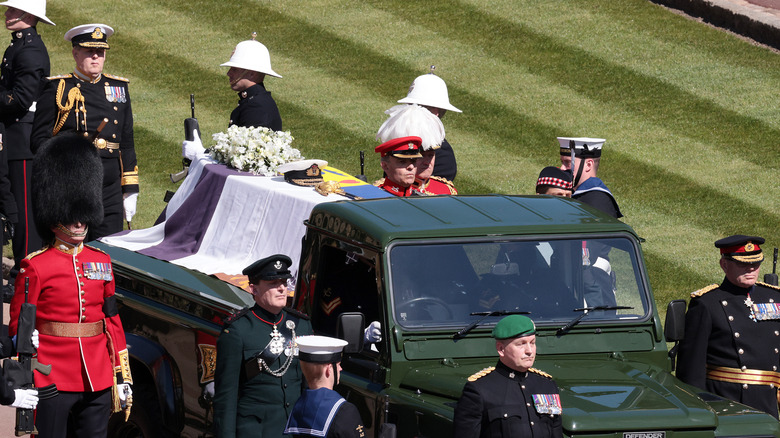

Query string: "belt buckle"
[[95, 138, 107, 149]]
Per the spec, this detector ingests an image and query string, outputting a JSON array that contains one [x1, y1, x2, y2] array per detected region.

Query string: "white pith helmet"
[[0, 0, 55, 26], [398, 66, 461, 113], [220, 32, 282, 78]]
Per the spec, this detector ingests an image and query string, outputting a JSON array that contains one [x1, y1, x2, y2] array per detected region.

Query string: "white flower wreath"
[[209, 125, 303, 176]]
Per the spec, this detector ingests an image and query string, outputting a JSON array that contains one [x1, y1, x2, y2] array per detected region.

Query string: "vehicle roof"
[[306, 195, 636, 248]]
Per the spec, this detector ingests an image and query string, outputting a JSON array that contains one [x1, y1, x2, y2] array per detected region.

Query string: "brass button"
[[738, 348, 744, 354], [743, 384, 749, 389], [734, 332, 740, 338], [721, 301, 728, 306]]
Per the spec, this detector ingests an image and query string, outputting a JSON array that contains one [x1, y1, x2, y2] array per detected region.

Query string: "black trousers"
[[9, 159, 41, 267], [36, 388, 111, 438]]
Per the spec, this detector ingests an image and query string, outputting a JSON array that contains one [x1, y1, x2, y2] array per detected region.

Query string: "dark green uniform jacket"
[[214, 304, 312, 438]]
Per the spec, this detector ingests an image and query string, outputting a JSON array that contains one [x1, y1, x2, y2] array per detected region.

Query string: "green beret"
[[492, 315, 536, 340]]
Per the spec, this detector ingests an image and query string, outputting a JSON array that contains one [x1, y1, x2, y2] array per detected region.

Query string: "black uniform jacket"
[[214, 305, 313, 438], [677, 279, 780, 418], [0, 26, 50, 161], [229, 82, 282, 131], [433, 138, 457, 181], [31, 72, 138, 194], [454, 361, 563, 438]]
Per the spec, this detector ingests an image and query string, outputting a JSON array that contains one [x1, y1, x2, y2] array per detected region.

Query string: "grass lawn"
[[35, 0, 779, 314]]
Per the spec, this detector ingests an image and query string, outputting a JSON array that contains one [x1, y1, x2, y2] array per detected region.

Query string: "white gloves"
[[363, 321, 382, 343], [10, 330, 38, 349], [11, 389, 38, 409], [123, 192, 138, 223], [117, 383, 133, 404], [182, 129, 206, 161]]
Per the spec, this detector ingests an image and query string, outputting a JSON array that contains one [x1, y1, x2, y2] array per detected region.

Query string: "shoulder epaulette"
[[430, 176, 458, 194], [24, 246, 49, 260], [85, 244, 108, 255], [284, 306, 311, 321], [46, 74, 72, 81], [529, 367, 554, 379], [691, 284, 719, 298], [222, 307, 251, 330], [104, 73, 129, 83], [372, 179, 383, 188], [467, 366, 495, 382], [757, 281, 780, 291]]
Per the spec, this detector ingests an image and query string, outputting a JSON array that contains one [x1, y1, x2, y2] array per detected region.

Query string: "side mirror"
[[664, 300, 686, 342], [337, 312, 365, 354]]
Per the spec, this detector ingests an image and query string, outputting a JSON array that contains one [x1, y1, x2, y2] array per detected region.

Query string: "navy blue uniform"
[[31, 72, 138, 240], [285, 387, 365, 438], [0, 27, 50, 262], [677, 279, 780, 418], [214, 305, 312, 438], [229, 83, 282, 131], [454, 361, 563, 438]]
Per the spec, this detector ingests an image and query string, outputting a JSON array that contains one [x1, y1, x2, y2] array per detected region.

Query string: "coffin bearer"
[[557, 137, 621, 218], [376, 104, 456, 196], [9, 134, 132, 438], [677, 235, 780, 419], [284, 335, 365, 438], [373, 136, 423, 197], [398, 67, 461, 181], [0, 0, 54, 267], [31, 24, 138, 240], [454, 315, 563, 438], [214, 254, 313, 438]]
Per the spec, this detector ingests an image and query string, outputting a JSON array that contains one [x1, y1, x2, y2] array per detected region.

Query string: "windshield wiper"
[[453, 310, 529, 340], [556, 305, 634, 336]]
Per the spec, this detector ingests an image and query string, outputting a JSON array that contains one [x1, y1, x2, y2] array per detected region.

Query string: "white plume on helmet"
[[376, 104, 445, 151]]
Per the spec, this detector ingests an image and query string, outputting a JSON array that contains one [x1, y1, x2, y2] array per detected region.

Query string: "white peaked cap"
[[0, 0, 55, 26], [376, 104, 445, 151], [276, 159, 328, 174], [296, 336, 348, 364], [398, 73, 461, 113], [556, 137, 605, 158], [221, 39, 282, 78]]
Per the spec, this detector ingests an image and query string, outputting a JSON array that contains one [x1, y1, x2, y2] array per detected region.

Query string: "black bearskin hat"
[[33, 134, 103, 243]]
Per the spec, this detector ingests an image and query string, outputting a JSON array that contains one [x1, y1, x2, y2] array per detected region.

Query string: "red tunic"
[[375, 178, 416, 197], [416, 176, 458, 195], [9, 242, 128, 392]]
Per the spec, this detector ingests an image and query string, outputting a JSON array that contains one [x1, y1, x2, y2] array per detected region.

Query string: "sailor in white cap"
[[398, 66, 461, 182], [284, 336, 365, 438], [31, 23, 139, 240], [0, 0, 54, 269], [557, 137, 621, 219]]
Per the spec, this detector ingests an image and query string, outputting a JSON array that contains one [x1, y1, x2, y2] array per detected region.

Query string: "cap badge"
[[407, 143, 414, 149], [274, 260, 283, 270], [745, 242, 755, 251], [92, 27, 104, 39]]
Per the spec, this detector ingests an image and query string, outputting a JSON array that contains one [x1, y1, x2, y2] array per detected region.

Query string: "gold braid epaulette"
[[529, 367, 553, 379], [757, 281, 780, 291], [467, 367, 495, 382], [23, 246, 49, 261], [430, 176, 458, 194], [103, 73, 129, 82], [53, 79, 85, 136], [372, 179, 383, 187], [691, 284, 719, 298]]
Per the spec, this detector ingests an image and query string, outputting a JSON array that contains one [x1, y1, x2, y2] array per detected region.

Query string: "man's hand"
[[10, 389, 38, 409], [182, 129, 206, 161], [364, 321, 382, 343], [123, 193, 138, 223]]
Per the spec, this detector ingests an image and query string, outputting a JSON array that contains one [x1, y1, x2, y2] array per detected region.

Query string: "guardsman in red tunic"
[[372, 136, 423, 197], [8, 133, 132, 438]]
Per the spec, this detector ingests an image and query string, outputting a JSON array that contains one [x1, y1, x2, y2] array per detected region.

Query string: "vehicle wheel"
[[107, 384, 159, 438]]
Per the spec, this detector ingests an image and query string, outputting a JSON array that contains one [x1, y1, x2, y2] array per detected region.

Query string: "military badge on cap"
[[375, 136, 423, 158], [243, 254, 293, 283], [277, 159, 328, 187], [715, 234, 765, 263], [65, 23, 115, 49]]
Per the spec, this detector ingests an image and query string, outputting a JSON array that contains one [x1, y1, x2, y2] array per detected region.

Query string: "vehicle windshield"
[[388, 236, 650, 329]]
